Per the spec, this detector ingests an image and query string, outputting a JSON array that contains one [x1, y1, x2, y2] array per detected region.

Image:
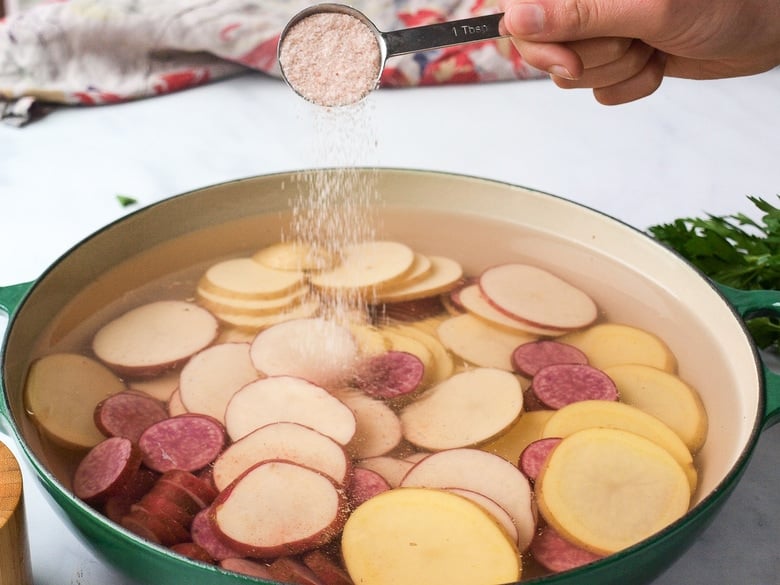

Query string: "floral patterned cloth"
[[0, 0, 543, 125]]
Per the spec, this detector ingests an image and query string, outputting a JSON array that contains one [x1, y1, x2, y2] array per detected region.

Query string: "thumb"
[[501, 0, 663, 42]]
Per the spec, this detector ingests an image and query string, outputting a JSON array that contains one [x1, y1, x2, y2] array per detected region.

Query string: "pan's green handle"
[[717, 283, 780, 429], [0, 281, 34, 318], [0, 281, 35, 432]]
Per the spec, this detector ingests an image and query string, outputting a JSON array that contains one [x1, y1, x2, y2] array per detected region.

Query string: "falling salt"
[[285, 98, 381, 326]]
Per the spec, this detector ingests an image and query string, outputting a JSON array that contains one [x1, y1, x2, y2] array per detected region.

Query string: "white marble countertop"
[[2, 70, 780, 585]]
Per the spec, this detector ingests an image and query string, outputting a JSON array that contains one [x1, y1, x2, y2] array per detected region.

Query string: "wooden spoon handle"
[[0, 442, 33, 585]]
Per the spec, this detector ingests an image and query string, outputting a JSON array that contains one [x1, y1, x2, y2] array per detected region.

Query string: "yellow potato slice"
[[25, 353, 126, 449], [604, 364, 708, 453], [196, 284, 307, 316], [349, 323, 390, 357], [386, 323, 454, 385], [310, 241, 415, 291], [252, 241, 337, 271], [437, 313, 537, 371], [375, 253, 433, 292], [542, 400, 697, 493], [560, 323, 677, 372], [536, 427, 691, 555], [481, 409, 555, 463], [375, 256, 464, 302], [400, 368, 524, 450], [341, 488, 521, 585], [201, 257, 305, 299], [212, 298, 320, 331]]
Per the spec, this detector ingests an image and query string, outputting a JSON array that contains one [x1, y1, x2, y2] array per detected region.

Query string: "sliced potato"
[[374, 256, 463, 302], [560, 323, 677, 372], [604, 364, 708, 453], [479, 263, 598, 330], [25, 353, 127, 449], [380, 329, 435, 386], [310, 241, 415, 291], [437, 313, 537, 371], [541, 400, 697, 492], [480, 409, 555, 463], [201, 257, 305, 299], [458, 284, 566, 336], [252, 241, 337, 271], [336, 389, 404, 459], [213, 298, 320, 331], [400, 368, 523, 451], [536, 427, 691, 555], [375, 252, 433, 292], [357, 456, 415, 488], [349, 323, 390, 357], [92, 300, 218, 376], [196, 284, 307, 316], [401, 448, 536, 551], [386, 323, 454, 385], [341, 488, 521, 585]]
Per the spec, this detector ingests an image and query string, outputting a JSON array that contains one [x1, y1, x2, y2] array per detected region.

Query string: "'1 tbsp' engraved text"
[[452, 24, 489, 37]]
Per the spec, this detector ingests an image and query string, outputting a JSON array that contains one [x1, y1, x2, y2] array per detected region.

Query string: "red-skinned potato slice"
[[268, 557, 326, 585], [335, 389, 403, 459], [170, 542, 213, 564], [458, 284, 566, 336], [178, 342, 259, 424], [92, 301, 218, 376], [212, 421, 350, 491], [212, 460, 347, 559], [191, 507, 243, 561], [73, 436, 142, 504], [479, 264, 598, 330], [26, 352, 127, 449], [302, 549, 354, 585], [400, 368, 524, 451], [224, 375, 357, 445], [446, 488, 519, 544], [219, 557, 275, 579], [250, 317, 359, 388], [401, 448, 536, 551]]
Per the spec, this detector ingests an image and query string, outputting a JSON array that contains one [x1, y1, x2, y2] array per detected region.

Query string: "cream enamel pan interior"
[[1, 168, 778, 585]]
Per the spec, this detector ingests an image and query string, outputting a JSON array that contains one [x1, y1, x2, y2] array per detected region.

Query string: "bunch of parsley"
[[648, 196, 780, 350]]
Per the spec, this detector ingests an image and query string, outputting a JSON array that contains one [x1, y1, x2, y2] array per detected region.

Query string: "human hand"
[[499, 0, 780, 104]]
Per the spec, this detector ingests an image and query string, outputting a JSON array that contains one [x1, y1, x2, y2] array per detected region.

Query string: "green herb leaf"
[[648, 195, 780, 350], [116, 194, 138, 207]]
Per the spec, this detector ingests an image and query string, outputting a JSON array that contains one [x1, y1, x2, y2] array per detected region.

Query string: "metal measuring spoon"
[[277, 3, 505, 107]]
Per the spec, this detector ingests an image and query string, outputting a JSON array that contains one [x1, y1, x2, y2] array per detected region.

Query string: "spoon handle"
[[382, 13, 505, 58]]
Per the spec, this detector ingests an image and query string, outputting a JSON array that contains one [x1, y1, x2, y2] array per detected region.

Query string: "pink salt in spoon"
[[277, 3, 505, 107]]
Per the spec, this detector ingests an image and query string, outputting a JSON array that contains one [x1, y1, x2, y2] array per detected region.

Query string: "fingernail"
[[505, 3, 545, 35], [549, 65, 576, 80]]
